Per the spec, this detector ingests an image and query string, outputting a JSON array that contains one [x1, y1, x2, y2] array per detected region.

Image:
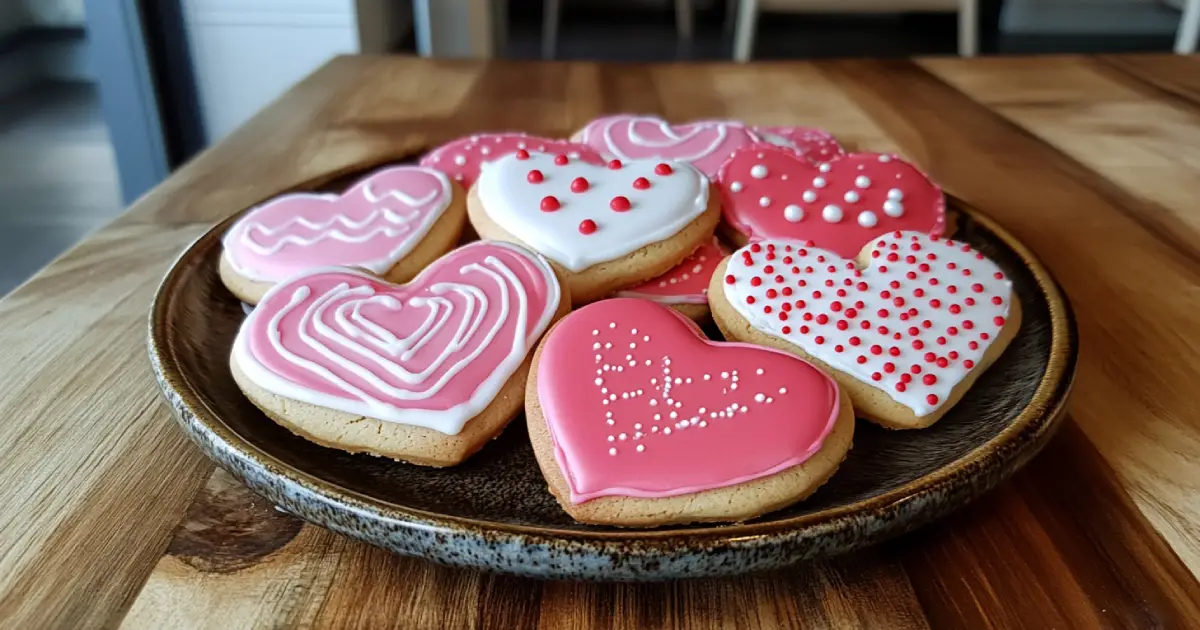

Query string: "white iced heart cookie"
[[473, 152, 709, 272], [713, 231, 1021, 429]]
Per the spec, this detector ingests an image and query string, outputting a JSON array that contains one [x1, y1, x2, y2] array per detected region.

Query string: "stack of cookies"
[[221, 115, 1020, 527]]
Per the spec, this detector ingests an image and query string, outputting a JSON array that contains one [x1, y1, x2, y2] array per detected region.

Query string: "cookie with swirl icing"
[[230, 241, 569, 466], [220, 165, 467, 305]]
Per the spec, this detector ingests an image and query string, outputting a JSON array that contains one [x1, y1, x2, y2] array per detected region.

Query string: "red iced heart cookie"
[[616, 238, 727, 305], [421, 133, 604, 188], [720, 232, 1014, 419], [750, 126, 846, 163], [222, 165, 453, 283], [535, 298, 840, 503], [233, 241, 561, 435], [577, 115, 759, 177], [719, 147, 946, 258]]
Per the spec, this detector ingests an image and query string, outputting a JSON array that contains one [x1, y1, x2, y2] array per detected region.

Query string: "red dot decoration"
[[655, 163, 673, 175], [571, 177, 589, 193], [610, 196, 631, 212], [527, 169, 544, 183], [632, 177, 650, 190], [578, 219, 597, 234], [540, 196, 560, 212]]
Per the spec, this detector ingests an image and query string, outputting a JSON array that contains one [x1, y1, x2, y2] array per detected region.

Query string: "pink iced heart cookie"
[[528, 298, 852, 526], [714, 232, 1020, 429], [231, 241, 563, 465], [750, 126, 846, 163], [576, 115, 759, 177], [719, 147, 947, 258], [616, 238, 727, 319], [220, 165, 465, 304], [421, 133, 604, 188]]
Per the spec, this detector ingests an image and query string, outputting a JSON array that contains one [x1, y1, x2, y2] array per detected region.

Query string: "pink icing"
[[236, 241, 560, 435], [420, 133, 604, 188], [750, 126, 846, 163], [616, 238, 727, 304], [537, 298, 840, 503], [578, 115, 759, 177], [719, 147, 946, 259], [222, 165, 452, 283]]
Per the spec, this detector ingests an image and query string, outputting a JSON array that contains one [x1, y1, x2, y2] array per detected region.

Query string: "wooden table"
[[3, 54, 1199, 629]]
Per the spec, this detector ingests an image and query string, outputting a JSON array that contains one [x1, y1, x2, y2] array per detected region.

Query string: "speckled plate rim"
[[148, 173, 1077, 578]]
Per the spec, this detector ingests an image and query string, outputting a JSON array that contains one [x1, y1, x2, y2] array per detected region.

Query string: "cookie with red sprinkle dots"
[[709, 231, 1021, 429], [468, 151, 721, 305]]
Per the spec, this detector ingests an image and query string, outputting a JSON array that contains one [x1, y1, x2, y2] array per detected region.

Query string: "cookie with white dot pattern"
[[615, 238, 728, 321], [469, 151, 722, 305], [526, 298, 854, 526], [709, 232, 1021, 429], [717, 146, 947, 258], [421, 133, 605, 188]]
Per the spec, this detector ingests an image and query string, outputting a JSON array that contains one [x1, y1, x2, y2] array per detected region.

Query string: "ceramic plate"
[[149, 168, 1077, 580]]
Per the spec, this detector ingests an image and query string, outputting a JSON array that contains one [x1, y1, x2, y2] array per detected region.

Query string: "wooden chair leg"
[[958, 0, 979, 57], [1177, 0, 1200, 54], [676, 0, 694, 42], [542, 0, 561, 59], [733, 0, 759, 62]]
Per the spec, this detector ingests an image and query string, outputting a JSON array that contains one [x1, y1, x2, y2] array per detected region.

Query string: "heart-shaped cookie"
[[616, 238, 727, 305], [233, 241, 561, 435], [222, 165, 454, 283], [421, 133, 604, 188], [576, 115, 759, 177], [534, 298, 842, 505], [719, 147, 947, 258], [474, 151, 710, 272], [718, 232, 1016, 421], [750, 126, 846, 163]]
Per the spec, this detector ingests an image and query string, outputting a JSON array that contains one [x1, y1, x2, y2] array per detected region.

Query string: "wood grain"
[[2, 54, 1199, 628]]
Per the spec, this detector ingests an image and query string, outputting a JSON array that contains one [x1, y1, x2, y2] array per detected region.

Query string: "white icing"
[[454, 155, 467, 165], [888, 188, 905, 201], [784, 205, 804, 222], [857, 211, 878, 227], [822, 205, 843, 222], [813, 177, 827, 188], [819, 163, 832, 173], [723, 233, 1013, 416], [475, 152, 708, 272], [802, 190, 817, 203], [844, 191, 860, 203], [883, 200, 905, 217], [730, 181, 744, 192], [759, 196, 771, 207], [855, 176, 871, 188], [233, 244, 561, 434], [750, 164, 769, 179]]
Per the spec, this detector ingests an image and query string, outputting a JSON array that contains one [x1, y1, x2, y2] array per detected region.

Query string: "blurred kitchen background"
[[0, 0, 1196, 295]]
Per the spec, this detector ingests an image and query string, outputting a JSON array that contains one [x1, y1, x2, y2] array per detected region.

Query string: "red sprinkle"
[[554, 154, 569, 165], [751, 244, 762, 253], [889, 347, 901, 357], [607, 159, 622, 169], [725, 274, 735, 284], [632, 177, 650, 190], [515, 149, 531, 160], [994, 316, 1006, 326], [766, 288, 778, 299], [949, 304, 962, 314], [750, 277, 762, 287], [883, 362, 896, 373], [849, 337, 861, 346], [910, 364, 922, 374], [527, 169, 544, 183], [923, 374, 937, 385], [782, 287, 793, 296], [893, 297, 906, 307], [610, 196, 631, 212], [800, 325, 810, 334], [830, 302, 843, 312], [816, 314, 829, 325], [900, 373, 912, 383], [896, 382, 907, 392], [926, 394, 939, 405], [870, 345, 883, 355], [570, 177, 589, 193], [872, 372, 882, 381], [992, 296, 1003, 305], [540, 196, 561, 211], [782, 326, 792, 334], [936, 357, 949, 367], [963, 320, 975, 330], [746, 296, 756, 305], [655, 163, 673, 175], [836, 320, 849, 331], [857, 355, 867, 364], [578, 219, 597, 234], [949, 351, 960, 359], [963, 359, 976, 369], [815, 336, 825, 345], [834, 344, 845, 352]]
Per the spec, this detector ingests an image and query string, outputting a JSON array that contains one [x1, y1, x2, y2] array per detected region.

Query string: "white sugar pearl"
[[812, 177, 827, 188], [888, 188, 904, 201], [857, 211, 878, 228], [759, 196, 771, 207], [879, 155, 892, 162], [883, 200, 905, 217], [802, 190, 817, 203], [822, 205, 844, 223], [454, 155, 467, 165], [756, 368, 764, 375], [730, 181, 744, 192], [819, 163, 832, 173], [750, 164, 769, 179], [609, 448, 617, 456], [784, 205, 804, 222], [844, 191, 860, 203], [779, 388, 788, 394], [636, 444, 645, 452], [855, 176, 871, 188], [754, 393, 766, 402]]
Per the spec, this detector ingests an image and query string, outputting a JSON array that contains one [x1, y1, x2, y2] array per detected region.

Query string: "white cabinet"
[[181, 0, 360, 142]]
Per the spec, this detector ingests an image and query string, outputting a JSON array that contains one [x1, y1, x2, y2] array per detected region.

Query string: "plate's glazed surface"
[[149, 169, 1077, 580]]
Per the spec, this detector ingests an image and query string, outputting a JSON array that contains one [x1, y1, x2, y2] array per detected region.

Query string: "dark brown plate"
[[148, 168, 1077, 580]]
